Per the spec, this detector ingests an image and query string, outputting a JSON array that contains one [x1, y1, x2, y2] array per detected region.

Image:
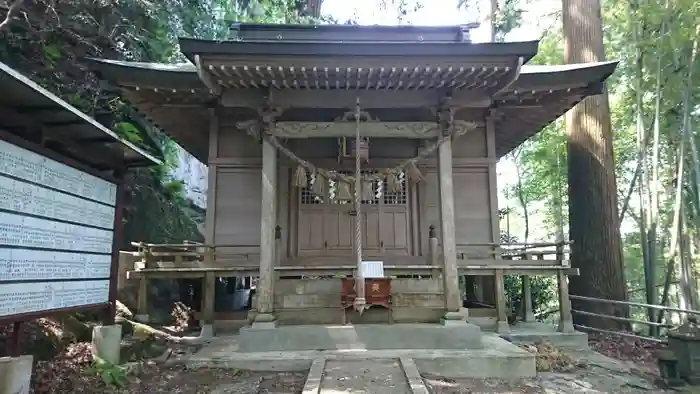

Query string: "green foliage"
[[457, 0, 528, 41], [0, 0, 230, 247], [501, 0, 700, 316], [123, 170, 203, 245], [83, 359, 130, 388], [505, 275, 557, 316], [116, 122, 145, 144]]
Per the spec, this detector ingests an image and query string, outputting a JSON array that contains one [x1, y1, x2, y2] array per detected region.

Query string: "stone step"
[[186, 334, 536, 381], [238, 323, 483, 352]]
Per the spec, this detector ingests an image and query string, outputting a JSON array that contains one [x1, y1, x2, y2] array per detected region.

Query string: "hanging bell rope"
[[352, 96, 367, 314]]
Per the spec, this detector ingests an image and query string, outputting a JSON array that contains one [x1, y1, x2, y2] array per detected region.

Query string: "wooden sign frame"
[[0, 131, 124, 326]]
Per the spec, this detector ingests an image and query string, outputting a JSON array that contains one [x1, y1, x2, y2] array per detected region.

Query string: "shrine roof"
[[0, 60, 161, 171], [218, 22, 486, 46], [178, 37, 539, 59], [87, 32, 617, 162]]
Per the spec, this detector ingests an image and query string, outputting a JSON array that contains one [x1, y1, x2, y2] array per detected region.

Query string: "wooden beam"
[[493, 83, 601, 108], [266, 120, 480, 139], [221, 88, 492, 109], [194, 54, 222, 95], [0, 107, 122, 169]]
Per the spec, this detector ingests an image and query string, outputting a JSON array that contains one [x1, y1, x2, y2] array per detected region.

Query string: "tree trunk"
[[562, 0, 628, 329]]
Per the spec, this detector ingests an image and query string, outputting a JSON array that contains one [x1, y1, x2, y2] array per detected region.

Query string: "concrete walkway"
[[301, 357, 429, 394]]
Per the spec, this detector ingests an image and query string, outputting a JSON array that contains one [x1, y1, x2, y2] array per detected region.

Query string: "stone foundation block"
[[92, 325, 122, 365], [238, 323, 483, 352], [0, 355, 33, 394], [200, 324, 214, 338]]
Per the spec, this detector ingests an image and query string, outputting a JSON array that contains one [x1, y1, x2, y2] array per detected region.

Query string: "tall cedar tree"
[[562, 0, 629, 328]]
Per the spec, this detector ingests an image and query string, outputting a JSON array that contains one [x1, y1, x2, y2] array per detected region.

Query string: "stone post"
[[437, 128, 462, 324], [253, 138, 277, 328], [91, 325, 122, 364], [0, 355, 32, 394]]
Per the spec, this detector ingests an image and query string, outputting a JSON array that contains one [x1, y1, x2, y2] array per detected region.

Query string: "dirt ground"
[[25, 323, 686, 394], [122, 364, 307, 394], [34, 360, 307, 394]]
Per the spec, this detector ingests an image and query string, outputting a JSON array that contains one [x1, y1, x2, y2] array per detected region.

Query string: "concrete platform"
[[182, 333, 536, 379], [501, 322, 589, 350], [237, 323, 483, 352]]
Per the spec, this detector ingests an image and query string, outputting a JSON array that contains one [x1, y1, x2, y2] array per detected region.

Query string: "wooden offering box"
[[341, 278, 392, 312]]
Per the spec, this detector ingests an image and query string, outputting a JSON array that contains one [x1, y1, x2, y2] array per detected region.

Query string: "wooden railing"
[[454, 240, 575, 334], [124, 228, 576, 333], [566, 295, 700, 343], [127, 227, 282, 325]]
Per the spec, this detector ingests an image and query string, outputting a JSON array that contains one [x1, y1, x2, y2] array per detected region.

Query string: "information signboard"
[[0, 139, 116, 319]]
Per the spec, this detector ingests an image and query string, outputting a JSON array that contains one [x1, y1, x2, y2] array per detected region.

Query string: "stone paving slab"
[[321, 359, 411, 394]]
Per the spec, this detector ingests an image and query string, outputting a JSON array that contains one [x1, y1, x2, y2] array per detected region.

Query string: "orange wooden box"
[[340, 278, 391, 309]]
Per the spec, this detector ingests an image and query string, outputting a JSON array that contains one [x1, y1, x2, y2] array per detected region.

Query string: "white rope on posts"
[[353, 97, 367, 314]]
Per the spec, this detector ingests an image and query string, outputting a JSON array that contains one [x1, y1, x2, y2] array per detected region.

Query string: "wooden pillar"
[[483, 114, 500, 304], [274, 225, 281, 292], [205, 108, 219, 244], [253, 138, 278, 328], [106, 171, 125, 325], [521, 276, 535, 322], [198, 109, 216, 337], [202, 272, 216, 322], [494, 268, 509, 333], [437, 133, 462, 323], [556, 243, 575, 332], [521, 252, 535, 323], [135, 277, 149, 323], [428, 225, 440, 279], [199, 247, 216, 337], [134, 246, 150, 323]]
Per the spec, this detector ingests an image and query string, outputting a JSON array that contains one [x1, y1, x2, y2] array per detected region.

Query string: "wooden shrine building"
[[89, 23, 617, 336]]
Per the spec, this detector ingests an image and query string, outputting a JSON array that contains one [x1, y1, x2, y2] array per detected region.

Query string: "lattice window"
[[383, 171, 408, 205], [306, 170, 407, 206], [300, 173, 324, 204]]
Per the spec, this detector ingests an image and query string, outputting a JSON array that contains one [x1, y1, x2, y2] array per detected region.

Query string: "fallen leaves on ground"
[[30, 340, 307, 393], [587, 331, 665, 375], [32, 342, 100, 393], [519, 342, 587, 372]]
